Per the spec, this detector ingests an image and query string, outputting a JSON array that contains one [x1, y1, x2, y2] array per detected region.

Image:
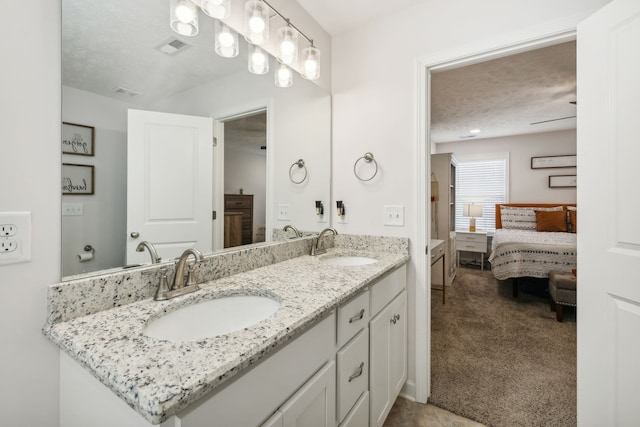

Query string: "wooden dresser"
[[224, 194, 254, 245]]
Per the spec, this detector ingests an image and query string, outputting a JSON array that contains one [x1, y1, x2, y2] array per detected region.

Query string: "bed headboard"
[[495, 203, 577, 229]]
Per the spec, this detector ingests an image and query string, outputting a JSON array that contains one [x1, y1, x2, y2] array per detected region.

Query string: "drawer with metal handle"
[[337, 290, 369, 348], [336, 329, 369, 422]]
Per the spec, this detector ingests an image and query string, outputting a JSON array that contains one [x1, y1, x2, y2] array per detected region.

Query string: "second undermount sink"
[[321, 256, 378, 266], [144, 295, 281, 342]]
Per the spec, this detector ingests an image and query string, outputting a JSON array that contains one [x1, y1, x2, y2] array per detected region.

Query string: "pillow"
[[500, 205, 563, 230], [567, 206, 577, 233], [535, 209, 568, 232]]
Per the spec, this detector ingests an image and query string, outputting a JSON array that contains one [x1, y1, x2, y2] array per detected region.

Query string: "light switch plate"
[[63, 203, 84, 216], [384, 205, 404, 226]]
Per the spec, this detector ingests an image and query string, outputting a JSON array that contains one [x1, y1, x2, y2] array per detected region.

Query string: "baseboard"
[[399, 380, 416, 402]]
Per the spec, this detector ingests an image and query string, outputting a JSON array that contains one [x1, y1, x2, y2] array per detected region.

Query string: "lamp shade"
[[463, 203, 483, 218]]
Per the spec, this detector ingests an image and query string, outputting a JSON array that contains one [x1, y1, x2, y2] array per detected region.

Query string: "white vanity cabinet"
[[58, 262, 409, 427], [368, 267, 408, 427]]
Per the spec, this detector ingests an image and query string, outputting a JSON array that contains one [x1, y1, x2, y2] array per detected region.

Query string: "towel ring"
[[289, 159, 308, 184], [353, 152, 378, 181]]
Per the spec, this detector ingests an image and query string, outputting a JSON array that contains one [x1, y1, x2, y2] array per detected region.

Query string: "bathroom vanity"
[[44, 235, 409, 426]]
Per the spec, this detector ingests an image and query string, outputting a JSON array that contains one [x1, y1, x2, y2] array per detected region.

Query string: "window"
[[455, 153, 509, 232]]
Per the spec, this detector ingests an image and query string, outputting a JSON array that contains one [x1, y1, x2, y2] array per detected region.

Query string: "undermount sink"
[[144, 295, 281, 342], [321, 256, 378, 266]]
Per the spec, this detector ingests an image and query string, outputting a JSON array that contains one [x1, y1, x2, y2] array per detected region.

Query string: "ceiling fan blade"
[[530, 115, 577, 125]]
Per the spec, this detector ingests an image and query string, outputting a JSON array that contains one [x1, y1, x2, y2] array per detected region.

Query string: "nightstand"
[[455, 231, 488, 270]]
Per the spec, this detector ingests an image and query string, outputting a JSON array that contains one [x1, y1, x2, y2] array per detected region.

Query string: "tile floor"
[[383, 397, 486, 427]]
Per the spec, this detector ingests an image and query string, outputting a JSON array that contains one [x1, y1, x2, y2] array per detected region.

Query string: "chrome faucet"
[[154, 248, 205, 301], [136, 241, 162, 264], [283, 224, 303, 238], [311, 227, 338, 256]]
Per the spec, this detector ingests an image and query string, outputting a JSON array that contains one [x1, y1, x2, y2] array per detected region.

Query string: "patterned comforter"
[[488, 229, 577, 280]]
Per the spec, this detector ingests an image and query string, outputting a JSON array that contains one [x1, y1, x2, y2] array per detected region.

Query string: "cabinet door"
[[389, 291, 407, 398], [369, 290, 407, 427], [281, 361, 336, 427]]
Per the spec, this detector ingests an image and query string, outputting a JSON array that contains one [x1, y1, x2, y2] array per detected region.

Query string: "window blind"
[[455, 153, 508, 232]]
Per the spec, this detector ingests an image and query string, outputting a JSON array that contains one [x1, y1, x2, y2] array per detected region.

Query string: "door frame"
[[414, 21, 585, 403], [211, 99, 274, 251]]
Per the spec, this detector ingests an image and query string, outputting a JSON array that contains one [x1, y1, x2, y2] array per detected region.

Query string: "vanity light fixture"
[[275, 63, 293, 87], [277, 25, 298, 66], [248, 44, 269, 74], [214, 20, 239, 58], [244, 0, 270, 45], [170, 0, 199, 36], [301, 46, 320, 80]]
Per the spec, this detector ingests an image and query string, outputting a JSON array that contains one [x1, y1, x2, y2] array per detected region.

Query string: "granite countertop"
[[43, 247, 409, 424]]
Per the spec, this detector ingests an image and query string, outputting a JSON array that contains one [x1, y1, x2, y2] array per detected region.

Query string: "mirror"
[[61, 0, 331, 279]]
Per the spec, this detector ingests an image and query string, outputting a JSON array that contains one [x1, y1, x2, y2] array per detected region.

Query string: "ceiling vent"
[[156, 37, 192, 56], [113, 86, 141, 97]]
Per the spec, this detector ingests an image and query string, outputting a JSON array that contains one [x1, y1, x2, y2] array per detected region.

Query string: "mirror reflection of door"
[[126, 109, 213, 264], [222, 111, 267, 248]]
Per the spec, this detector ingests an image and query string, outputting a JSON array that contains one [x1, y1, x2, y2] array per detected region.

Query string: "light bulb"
[[275, 64, 292, 87], [218, 31, 234, 47], [249, 16, 265, 33], [202, 0, 229, 19], [245, 0, 269, 45], [175, 22, 193, 35], [214, 21, 238, 58], [175, 1, 195, 23], [248, 44, 269, 75], [301, 46, 320, 80], [281, 40, 295, 56]]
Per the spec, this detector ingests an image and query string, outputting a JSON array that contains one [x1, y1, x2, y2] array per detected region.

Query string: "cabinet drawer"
[[456, 233, 487, 244], [457, 241, 485, 252], [430, 244, 445, 264], [339, 391, 368, 427], [225, 197, 252, 209], [337, 329, 368, 422], [337, 290, 369, 347]]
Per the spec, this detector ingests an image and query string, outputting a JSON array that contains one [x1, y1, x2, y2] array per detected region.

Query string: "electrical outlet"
[[277, 204, 290, 221], [0, 224, 17, 236], [0, 212, 31, 265], [384, 205, 405, 226], [1, 239, 17, 252]]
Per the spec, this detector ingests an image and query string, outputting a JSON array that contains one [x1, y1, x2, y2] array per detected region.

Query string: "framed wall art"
[[62, 122, 95, 156], [531, 154, 576, 169], [549, 175, 577, 188], [62, 163, 94, 195]]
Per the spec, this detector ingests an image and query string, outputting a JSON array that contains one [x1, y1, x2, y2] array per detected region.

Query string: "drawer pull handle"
[[348, 309, 365, 323], [348, 362, 365, 382]]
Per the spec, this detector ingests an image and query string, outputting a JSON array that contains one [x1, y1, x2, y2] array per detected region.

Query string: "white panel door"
[[127, 109, 212, 264], [577, 0, 640, 425]]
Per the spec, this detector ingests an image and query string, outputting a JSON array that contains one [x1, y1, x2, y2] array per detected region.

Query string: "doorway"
[[414, 29, 578, 404]]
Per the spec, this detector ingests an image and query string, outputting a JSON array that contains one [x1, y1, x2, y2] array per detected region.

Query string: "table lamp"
[[463, 203, 483, 232]]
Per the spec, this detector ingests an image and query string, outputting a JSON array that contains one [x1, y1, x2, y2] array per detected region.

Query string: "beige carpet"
[[429, 267, 576, 427]]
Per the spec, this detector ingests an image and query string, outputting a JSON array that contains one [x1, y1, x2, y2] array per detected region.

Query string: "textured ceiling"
[[62, 0, 246, 105], [431, 41, 577, 143]]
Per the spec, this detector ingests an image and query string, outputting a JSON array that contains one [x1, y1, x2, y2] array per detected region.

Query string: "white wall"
[[151, 70, 332, 234], [61, 86, 137, 277], [0, 1, 61, 425], [331, 0, 610, 398], [224, 147, 267, 239], [437, 129, 577, 203]]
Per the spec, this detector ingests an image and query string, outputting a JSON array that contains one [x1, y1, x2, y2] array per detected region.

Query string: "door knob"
[[130, 232, 140, 239]]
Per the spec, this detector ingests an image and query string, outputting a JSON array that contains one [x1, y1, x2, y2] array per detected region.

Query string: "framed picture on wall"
[[549, 175, 577, 188], [531, 155, 576, 169], [62, 122, 95, 156], [62, 163, 94, 195]]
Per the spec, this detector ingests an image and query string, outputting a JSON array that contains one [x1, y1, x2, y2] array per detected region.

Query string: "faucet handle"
[[185, 264, 198, 287], [154, 268, 170, 301]]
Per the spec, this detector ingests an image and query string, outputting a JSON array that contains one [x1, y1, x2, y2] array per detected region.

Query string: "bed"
[[488, 203, 577, 296]]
